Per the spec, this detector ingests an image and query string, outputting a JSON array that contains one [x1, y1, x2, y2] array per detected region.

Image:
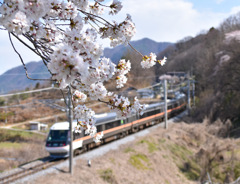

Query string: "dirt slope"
[[29, 121, 240, 184]]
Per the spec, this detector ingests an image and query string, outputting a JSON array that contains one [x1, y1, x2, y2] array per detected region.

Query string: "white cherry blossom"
[[73, 90, 87, 102], [0, 0, 165, 143]]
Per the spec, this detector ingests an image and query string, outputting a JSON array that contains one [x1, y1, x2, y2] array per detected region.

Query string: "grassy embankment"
[[0, 128, 48, 172]]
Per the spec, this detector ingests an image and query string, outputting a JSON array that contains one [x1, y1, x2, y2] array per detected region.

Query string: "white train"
[[45, 97, 186, 158]]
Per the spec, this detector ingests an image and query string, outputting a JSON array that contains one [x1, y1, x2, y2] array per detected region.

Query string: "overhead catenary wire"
[[0, 76, 189, 111], [0, 72, 50, 76], [0, 86, 59, 98]]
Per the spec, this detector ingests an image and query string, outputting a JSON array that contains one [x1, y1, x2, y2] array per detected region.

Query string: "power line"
[[0, 72, 50, 76], [0, 86, 58, 98]]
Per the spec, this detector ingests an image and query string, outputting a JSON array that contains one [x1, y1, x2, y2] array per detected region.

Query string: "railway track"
[[0, 157, 64, 184], [0, 107, 187, 184]]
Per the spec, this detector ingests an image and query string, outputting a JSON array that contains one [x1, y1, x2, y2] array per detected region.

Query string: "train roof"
[[144, 100, 173, 110], [49, 97, 182, 130], [95, 112, 116, 125], [49, 112, 117, 130], [50, 121, 78, 130]]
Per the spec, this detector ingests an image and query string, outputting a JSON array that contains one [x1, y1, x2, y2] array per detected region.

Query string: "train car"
[[45, 95, 187, 158], [45, 113, 117, 158]]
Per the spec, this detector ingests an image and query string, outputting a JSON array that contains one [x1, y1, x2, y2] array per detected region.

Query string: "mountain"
[[0, 61, 50, 94], [155, 16, 240, 126], [104, 38, 172, 63], [0, 38, 172, 94]]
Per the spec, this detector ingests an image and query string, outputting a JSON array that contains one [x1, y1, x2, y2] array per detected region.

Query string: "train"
[[45, 96, 187, 158]]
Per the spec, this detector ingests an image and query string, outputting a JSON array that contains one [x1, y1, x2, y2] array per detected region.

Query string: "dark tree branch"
[[93, 1, 110, 8], [8, 32, 53, 81], [11, 32, 39, 57], [60, 89, 68, 107], [78, 9, 114, 27], [128, 42, 144, 57]]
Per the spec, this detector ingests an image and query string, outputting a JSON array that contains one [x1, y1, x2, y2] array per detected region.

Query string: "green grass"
[[166, 143, 201, 180], [158, 138, 166, 144], [138, 139, 158, 153], [162, 154, 168, 159], [98, 168, 116, 183], [164, 180, 170, 184], [124, 147, 136, 153], [212, 167, 226, 183], [0, 128, 45, 142], [234, 162, 240, 178], [109, 158, 116, 164], [129, 153, 150, 170], [167, 143, 193, 161], [179, 160, 201, 181], [0, 142, 23, 149]]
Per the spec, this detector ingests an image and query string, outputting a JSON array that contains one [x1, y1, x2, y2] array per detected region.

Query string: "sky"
[[0, 0, 240, 75]]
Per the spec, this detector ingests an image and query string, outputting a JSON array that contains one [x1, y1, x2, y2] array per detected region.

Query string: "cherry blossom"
[[73, 90, 87, 102], [115, 59, 131, 88], [93, 131, 104, 143], [0, 0, 166, 143], [109, 0, 123, 15]]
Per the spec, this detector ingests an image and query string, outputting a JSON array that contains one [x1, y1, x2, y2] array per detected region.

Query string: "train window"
[[73, 131, 81, 140], [127, 116, 136, 123], [106, 122, 113, 130], [97, 125, 102, 132], [147, 110, 155, 116], [105, 120, 121, 130], [139, 113, 145, 118], [115, 120, 121, 127], [47, 130, 68, 141]]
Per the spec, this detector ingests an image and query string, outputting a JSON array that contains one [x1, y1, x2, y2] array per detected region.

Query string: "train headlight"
[[59, 142, 66, 146]]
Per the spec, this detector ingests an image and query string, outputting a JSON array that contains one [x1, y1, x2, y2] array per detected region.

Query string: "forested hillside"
[[156, 13, 240, 130]]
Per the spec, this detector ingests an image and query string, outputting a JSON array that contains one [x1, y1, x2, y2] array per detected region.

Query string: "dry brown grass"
[[29, 121, 240, 184], [0, 131, 48, 172]]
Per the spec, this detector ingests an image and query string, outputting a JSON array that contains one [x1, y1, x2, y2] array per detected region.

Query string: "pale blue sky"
[[0, 0, 240, 75], [188, 0, 240, 13]]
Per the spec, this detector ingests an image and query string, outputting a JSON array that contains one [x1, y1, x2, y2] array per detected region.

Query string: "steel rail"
[[0, 158, 62, 184]]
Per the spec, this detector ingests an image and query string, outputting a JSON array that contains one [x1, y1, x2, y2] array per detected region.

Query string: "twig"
[[60, 89, 68, 106], [128, 42, 144, 57], [93, 0, 109, 7], [78, 9, 114, 27], [8, 32, 52, 81], [98, 99, 110, 105]]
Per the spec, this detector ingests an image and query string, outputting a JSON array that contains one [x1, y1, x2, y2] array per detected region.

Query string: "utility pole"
[[164, 79, 168, 129], [67, 87, 73, 175], [187, 73, 191, 114], [4, 107, 7, 124], [192, 81, 195, 107]]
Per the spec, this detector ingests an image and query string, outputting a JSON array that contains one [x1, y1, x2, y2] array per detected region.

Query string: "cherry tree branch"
[[78, 9, 115, 27], [8, 32, 53, 81], [128, 41, 144, 57]]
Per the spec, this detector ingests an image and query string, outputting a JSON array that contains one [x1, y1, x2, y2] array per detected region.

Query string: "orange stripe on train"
[[73, 103, 186, 143]]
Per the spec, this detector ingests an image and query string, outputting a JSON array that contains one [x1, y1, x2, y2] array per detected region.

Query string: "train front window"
[[47, 130, 68, 142]]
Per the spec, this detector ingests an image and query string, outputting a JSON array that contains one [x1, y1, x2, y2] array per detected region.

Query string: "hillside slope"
[[104, 38, 172, 63], [0, 38, 172, 94], [0, 61, 50, 94], [31, 121, 240, 184], [155, 14, 240, 127]]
